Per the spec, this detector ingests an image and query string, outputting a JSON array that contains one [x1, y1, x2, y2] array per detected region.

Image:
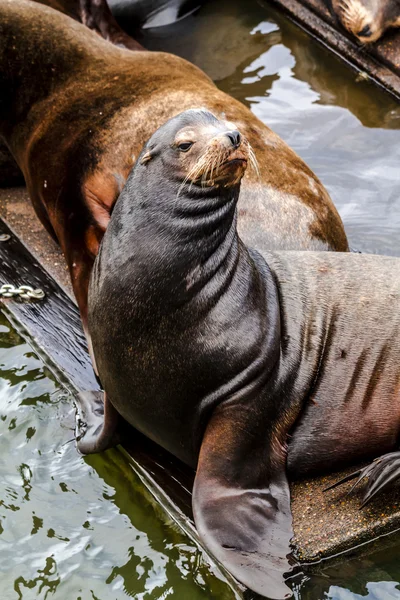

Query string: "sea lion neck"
[[98, 158, 243, 306]]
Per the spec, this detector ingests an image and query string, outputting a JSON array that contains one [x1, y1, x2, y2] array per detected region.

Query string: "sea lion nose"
[[226, 130, 241, 149], [358, 24, 372, 37]]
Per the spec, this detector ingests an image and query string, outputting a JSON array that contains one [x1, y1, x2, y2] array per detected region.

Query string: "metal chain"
[[0, 284, 45, 300], [0, 234, 45, 300]]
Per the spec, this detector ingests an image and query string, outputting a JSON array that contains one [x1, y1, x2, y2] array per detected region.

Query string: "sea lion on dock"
[[329, 0, 400, 44], [86, 110, 400, 599], [0, 0, 348, 333]]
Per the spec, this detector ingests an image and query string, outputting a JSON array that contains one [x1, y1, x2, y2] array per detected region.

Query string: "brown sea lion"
[[86, 109, 400, 599], [0, 0, 348, 334], [328, 0, 400, 43]]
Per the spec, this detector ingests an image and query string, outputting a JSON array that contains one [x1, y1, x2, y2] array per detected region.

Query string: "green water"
[[0, 311, 238, 600]]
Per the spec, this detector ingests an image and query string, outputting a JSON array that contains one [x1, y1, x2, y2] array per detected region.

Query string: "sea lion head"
[[139, 109, 255, 193], [332, 0, 400, 44]]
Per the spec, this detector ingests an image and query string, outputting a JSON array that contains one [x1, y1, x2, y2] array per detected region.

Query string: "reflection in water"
[[137, 0, 400, 256], [290, 535, 400, 599], [0, 311, 238, 599]]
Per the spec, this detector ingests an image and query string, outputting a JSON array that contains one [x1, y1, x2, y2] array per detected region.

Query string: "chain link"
[[0, 234, 45, 300], [0, 284, 45, 300]]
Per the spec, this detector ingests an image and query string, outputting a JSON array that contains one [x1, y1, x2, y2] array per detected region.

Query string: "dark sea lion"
[[328, 0, 400, 43], [0, 0, 348, 333], [87, 110, 400, 599], [32, 0, 143, 49]]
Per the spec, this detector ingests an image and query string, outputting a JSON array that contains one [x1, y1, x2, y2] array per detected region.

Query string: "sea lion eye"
[[177, 141, 193, 152]]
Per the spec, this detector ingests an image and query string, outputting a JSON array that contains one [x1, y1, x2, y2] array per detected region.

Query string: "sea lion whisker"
[[201, 155, 216, 187], [208, 148, 222, 186], [177, 171, 193, 198], [178, 158, 206, 196], [211, 149, 223, 183], [247, 144, 260, 179], [201, 154, 214, 187], [336, 0, 372, 35], [217, 146, 224, 178], [181, 157, 208, 193], [209, 154, 218, 183]]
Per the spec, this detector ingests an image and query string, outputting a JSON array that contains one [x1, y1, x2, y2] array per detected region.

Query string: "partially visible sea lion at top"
[[0, 0, 348, 334], [86, 109, 400, 599], [31, 0, 143, 49], [328, 0, 400, 43]]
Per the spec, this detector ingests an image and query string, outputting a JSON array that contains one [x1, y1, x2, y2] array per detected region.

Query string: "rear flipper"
[[326, 451, 400, 507], [193, 403, 295, 600], [75, 391, 120, 454], [82, 0, 143, 50]]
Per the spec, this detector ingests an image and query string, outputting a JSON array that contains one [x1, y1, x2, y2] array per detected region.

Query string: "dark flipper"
[[75, 391, 120, 454], [193, 404, 294, 600], [326, 451, 400, 507], [81, 0, 144, 50]]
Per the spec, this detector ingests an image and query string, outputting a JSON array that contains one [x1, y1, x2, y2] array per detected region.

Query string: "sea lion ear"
[[192, 404, 294, 599], [140, 151, 153, 165]]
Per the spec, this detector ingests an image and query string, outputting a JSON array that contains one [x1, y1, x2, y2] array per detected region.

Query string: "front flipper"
[[326, 451, 400, 507], [75, 391, 120, 454], [193, 404, 294, 600]]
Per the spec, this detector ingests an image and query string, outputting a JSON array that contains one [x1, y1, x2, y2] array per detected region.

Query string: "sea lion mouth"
[[222, 155, 248, 168], [221, 146, 248, 168], [216, 154, 249, 187]]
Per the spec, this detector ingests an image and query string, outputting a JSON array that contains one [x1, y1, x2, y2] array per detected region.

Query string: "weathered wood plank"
[[267, 0, 400, 101]]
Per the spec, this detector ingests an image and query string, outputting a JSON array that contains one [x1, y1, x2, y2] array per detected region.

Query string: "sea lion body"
[[1, 0, 348, 327], [328, 0, 400, 43], [93, 237, 400, 473], [87, 110, 400, 598], [268, 250, 400, 475]]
